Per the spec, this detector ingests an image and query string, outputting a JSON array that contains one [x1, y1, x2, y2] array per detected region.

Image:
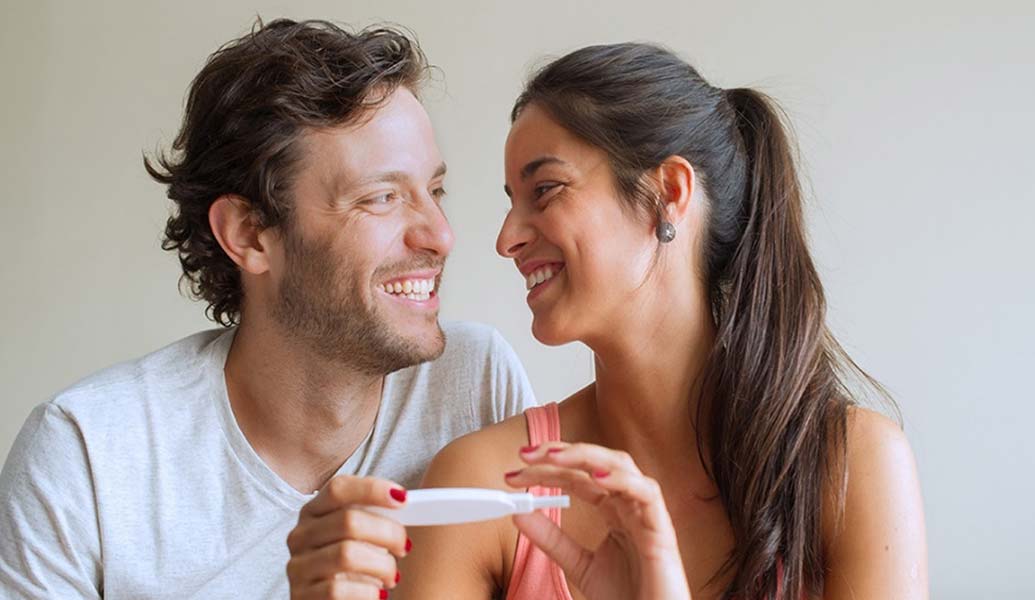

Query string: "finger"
[[590, 470, 676, 535], [288, 507, 408, 556], [524, 444, 675, 534], [293, 577, 384, 600], [302, 476, 407, 518], [528, 445, 670, 517], [508, 465, 653, 537], [512, 511, 594, 586], [523, 443, 640, 478], [335, 570, 385, 588], [504, 464, 608, 505], [286, 539, 398, 589], [516, 441, 568, 462]]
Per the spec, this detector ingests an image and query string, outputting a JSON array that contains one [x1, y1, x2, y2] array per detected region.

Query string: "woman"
[[395, 43, 927, 600]]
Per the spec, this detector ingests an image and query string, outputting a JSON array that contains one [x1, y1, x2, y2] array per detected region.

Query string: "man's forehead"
[[296, 95, 443, 192]]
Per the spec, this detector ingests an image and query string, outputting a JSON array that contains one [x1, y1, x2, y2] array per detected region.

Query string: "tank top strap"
[[522, 402, 563, 507], [524, 401, 561, 446], [505, 402, 572, 600]]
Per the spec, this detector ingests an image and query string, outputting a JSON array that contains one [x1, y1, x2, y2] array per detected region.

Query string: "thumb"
[[512, 512, 592, 584]]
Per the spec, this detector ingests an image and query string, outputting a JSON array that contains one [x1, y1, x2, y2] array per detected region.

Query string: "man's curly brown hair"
[[145, 18, 429, 326]]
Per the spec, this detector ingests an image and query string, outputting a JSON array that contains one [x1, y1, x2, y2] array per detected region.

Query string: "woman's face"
[[498, 104, 659, 346]]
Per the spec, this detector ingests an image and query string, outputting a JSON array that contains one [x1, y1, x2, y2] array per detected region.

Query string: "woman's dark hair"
[[513, 43, 894, 599], [145, 18, 428, 326]]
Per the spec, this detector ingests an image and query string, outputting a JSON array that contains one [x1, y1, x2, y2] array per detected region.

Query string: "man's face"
[[268, 87, 454, 374]]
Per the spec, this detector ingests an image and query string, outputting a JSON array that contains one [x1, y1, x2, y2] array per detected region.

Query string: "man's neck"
[[223, 318, 384, 494]]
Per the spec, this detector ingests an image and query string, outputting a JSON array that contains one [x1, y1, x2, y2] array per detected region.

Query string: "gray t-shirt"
[[0, 321, 536, 599]]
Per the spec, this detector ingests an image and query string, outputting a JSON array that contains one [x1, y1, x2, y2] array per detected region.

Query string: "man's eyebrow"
[[349, 162, 448, 188], [350, 171, 408, 187], [504, 156, 567, 197]]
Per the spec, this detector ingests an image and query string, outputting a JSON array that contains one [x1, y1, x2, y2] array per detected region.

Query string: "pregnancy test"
[[367, 487, 570, 526]]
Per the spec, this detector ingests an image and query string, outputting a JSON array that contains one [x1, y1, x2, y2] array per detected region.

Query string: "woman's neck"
[[585, 286, 717, 486]]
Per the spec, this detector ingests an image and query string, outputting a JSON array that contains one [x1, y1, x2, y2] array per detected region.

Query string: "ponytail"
[[700, 87, 847, 599]]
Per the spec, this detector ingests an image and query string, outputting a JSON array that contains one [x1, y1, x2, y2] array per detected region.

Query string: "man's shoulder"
[[400, 321, 528, 388], [440, 320, 501, 354], [49, 328, 231, 416], [434, 320, 519, 369], [387, 321, 534, 420]]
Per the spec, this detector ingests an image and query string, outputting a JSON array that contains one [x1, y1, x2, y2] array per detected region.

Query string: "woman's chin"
[[531, 317, 574, 347]]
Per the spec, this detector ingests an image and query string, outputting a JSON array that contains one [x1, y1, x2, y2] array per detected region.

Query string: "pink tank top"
[[504, 404, 791, 600], [505, 403, 573, 600]]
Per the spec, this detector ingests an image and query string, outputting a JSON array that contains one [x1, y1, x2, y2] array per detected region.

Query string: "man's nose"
[[406, 196, 455, 257]]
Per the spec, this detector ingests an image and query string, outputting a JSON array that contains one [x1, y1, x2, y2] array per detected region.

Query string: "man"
[[0, 18, 535, 599]]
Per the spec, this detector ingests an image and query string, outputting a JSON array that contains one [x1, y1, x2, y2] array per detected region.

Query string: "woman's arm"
[[824, 408, 929, 599], [393, 422, 525, 599]]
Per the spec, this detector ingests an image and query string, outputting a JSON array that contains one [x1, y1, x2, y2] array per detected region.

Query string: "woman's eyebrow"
[[504, 156, 568, 197], [520, 156, 566, 179]]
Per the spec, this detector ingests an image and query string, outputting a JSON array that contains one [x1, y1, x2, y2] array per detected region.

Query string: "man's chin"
[[375, 319, 446, 372], [403, 321, 447, 362]]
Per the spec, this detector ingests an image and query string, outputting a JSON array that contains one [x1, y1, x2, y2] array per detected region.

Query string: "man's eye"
[[367, 192, 399, 205], [431, 187, 447, 201]]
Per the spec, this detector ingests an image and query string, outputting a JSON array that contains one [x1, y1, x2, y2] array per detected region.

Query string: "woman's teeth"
[[378, 278, 435, 301], [525, 266, 559, 290]]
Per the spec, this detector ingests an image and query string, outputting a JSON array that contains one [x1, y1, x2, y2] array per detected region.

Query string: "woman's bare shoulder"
[[846, 405, 909, 451], [821, 405, 928, 598], [822, 405, 914, 527], [420, 409, 534, 490]]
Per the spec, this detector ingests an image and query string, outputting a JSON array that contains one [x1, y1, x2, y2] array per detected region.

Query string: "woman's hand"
[[504, 443, 692, 600], [286, 476, 410, 599]]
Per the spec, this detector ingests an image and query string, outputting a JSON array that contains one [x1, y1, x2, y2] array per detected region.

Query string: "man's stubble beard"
[[270, 227, 446, 376]]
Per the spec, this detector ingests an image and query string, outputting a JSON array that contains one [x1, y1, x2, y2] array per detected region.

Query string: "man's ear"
[[209, 195, 271, 275], [656, 155, 696, 226]]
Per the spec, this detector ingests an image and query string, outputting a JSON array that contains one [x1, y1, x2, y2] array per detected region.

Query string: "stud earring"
[[656, 221, 676, 243]]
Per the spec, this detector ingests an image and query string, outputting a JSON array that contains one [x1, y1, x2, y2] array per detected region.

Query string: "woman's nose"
[[496, 208, 534, 258]]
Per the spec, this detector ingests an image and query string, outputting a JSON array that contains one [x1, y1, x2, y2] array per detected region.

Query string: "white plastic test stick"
[[367, 487, 570, 526]]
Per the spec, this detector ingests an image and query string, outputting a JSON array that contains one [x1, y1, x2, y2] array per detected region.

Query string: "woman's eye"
[[431, 187, 447, 201], [533, 183, 562, 200]]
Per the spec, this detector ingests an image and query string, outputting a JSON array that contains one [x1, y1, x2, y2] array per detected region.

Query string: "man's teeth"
[[377, 278, 436, 301], [525, 266, 559, 290]]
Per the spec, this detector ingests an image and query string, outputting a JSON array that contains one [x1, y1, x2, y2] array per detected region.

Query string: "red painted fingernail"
[[389, 488, 407, 502], [520, 445, 539, 453], [405, 537, 413, 553], [592, 470, 610, 478], [380, 590, 388, 599], [504, 469, 523, 478], [547, 448, 564, 454], [395, 570, 401, 584]]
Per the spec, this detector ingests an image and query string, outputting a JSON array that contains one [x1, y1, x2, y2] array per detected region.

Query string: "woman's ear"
[[656, 155, 696, 226], [208, 195, 271, 275]]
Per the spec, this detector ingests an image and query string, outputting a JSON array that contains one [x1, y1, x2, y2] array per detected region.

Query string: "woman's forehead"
[[506, 106, 602, 171]]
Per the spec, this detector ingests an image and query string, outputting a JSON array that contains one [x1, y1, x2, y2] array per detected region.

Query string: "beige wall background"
[[2, 0, 1032, 596]]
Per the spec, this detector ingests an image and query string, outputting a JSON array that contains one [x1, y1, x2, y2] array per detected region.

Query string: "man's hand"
[[287, 475, 411, 599]]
